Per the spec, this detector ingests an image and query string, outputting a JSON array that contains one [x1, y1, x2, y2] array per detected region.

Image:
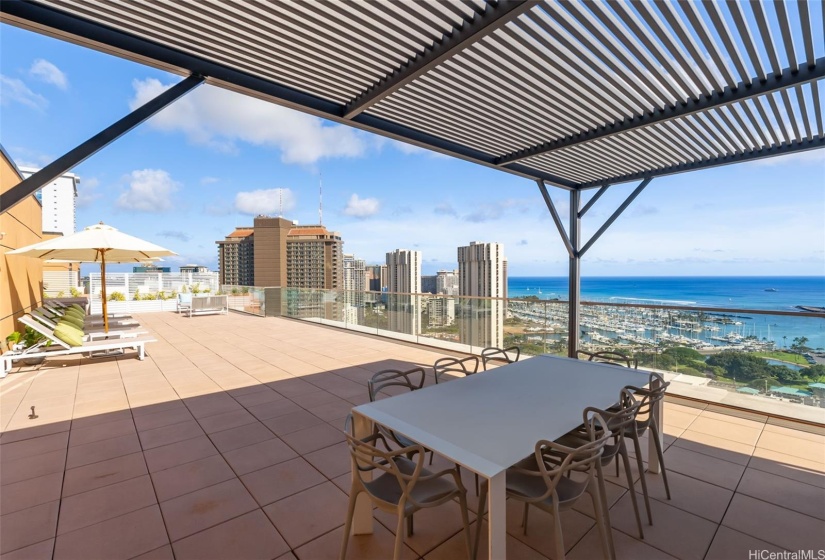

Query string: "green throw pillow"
[[70, 303, 86, 315], [65, 308, 85, 321], [62, 314, 85, 330], [54, 322, 83, 347]]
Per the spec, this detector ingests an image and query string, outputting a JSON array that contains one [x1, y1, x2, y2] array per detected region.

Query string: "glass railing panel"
[[504, 298, 569, 357]]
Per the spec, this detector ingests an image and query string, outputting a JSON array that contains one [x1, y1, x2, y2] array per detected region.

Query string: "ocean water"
[[507, 276, 825, 350]]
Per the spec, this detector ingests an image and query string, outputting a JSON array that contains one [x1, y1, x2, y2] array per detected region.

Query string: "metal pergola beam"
[[537, 180, 573, 258], [343, 0, 537, 120], [574, 137, 825, 189], [0, 0, 576, 189], [0, 74, 204, 214], [579, 178, 651, 256], [496, 57, 825, 166]]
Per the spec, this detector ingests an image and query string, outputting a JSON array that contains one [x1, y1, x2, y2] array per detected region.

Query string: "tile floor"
[[1, 312, 823, 560]]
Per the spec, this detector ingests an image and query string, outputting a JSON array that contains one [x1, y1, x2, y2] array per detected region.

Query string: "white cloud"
[[235, 188, 296, 215], [200, 176, 219, 184], [29, 59, 68, 90], [343, 194, 380, 218], [130, 78, 367, 164], [0, 76, 47, 110], [76, 177, 101, 208], [117, 169, 179, 212], [434, 202, 457, 216], [158, 230, 191, 242]]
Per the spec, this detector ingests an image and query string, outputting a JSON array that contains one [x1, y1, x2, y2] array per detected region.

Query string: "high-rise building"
[[458, 241, 506, 348], [343, 254, 367, 323], [253, 216, 293, 288], [421, 275, 437, 294], [19, 166, 79, 236], [436, 269, 459, 296], [366, 264, 387, 292], [286, 225, 343, 289], [180, 265, 210, 274], [217, 228, 255, 286], [386, 249, 421, 335]]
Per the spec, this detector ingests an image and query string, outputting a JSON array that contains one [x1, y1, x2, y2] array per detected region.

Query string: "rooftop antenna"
[[278, 188, 283, 218], [318, 172, 323, 225]]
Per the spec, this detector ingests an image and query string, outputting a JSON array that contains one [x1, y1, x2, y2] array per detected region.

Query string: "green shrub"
[[70, 287, 81, 297], [56, 291, 65, 298], [231, 288, 240, 295], [203, 288, 211, 293], [133, 288, 141, 301], [191, 283, 201, 295], [109, 291, 126, 301]]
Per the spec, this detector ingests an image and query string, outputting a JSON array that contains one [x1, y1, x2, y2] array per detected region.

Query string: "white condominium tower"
[[386, 249, 421, 335], [19, 167, 79, 236], [343, 254, 367, 323], [458, 241, 506, 348]]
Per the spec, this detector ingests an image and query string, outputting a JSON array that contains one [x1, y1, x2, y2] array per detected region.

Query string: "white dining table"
[[351, 354, 663, 560]]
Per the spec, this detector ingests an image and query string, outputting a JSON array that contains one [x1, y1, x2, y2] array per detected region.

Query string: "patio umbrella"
[[8, 222, 176, 332]]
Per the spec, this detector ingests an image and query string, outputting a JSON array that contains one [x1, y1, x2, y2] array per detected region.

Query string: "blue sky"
[[2, 23, 824, 277]]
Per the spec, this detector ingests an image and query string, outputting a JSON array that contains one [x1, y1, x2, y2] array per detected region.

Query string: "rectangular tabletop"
[[353, 354, 652, 479]]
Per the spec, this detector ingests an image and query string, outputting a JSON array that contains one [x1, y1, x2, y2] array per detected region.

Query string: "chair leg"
[[407, 514, 414, 537], [620, 447, 644, 539], [551, 499, 565, 560], [394, 513, 406, 560], [474, 480, 488, 560], [475, 473, 480, 496], [589, 482, 613, 560], [457, 491, 473, 560], [631, 434, 653, 526], [339, 489, 359, 560], [595, 462, 616, 560], [651, 420, 671, 500], [522, 502, 530, 535]]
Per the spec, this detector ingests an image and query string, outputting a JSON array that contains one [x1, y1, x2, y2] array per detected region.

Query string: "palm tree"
[[783, 335, 787, 349]]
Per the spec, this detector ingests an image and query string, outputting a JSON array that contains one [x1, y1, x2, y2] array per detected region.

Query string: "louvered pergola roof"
[[2, 0, 824, 190]]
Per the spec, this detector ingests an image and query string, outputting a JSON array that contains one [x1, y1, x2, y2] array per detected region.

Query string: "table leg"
[[648, 377, 664, 474], [351, 411, 374, 535], [487, 471, 506, 560]]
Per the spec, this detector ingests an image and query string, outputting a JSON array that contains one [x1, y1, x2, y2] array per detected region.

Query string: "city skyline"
[[2, 24, 824, 278]]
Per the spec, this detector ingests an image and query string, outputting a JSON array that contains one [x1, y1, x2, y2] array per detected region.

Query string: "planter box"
[[90, 299, 178, 314]]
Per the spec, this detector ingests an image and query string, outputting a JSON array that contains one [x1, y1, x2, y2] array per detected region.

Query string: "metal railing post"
[[568, 190, 581, 358]]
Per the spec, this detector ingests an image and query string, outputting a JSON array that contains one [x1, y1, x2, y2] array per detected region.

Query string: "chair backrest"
[[481, 346, 520, 370], [588, 350, 638, 369], [178, 293, 192, 304], [513, 413, 610, 505], [368, 367, 426, 401], [622, 372, 670, 433], [433, 356, 479, 383], [582, 389, 640, 463], [18, 315, 69, 350]]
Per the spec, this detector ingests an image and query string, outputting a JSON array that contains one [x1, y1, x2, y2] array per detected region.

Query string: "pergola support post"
[[0, 74, 204, 213]]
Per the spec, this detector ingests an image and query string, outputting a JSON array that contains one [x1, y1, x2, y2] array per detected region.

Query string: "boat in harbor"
[[764, 288, 778, 292]]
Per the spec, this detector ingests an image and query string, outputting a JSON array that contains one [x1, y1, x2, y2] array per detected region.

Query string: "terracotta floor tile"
[[609, 491, 717, 560], [0, 420, 72, 445], [757, 431, 825, 464], [723, 494, 825, 551], [295, 521, 418, 560], [222, 437, 298, 475], [762, 422, 825, 443], [426, 519, 546, 560], [262, 409, 325, 436], [184, 395, 244, 419], [197, 408, 258, 434], [65, 433, 142, 469], [133, 406, 194, 432], [567, 525, 678, 560], [290, 390, 341, 409], [263, 481, 349, 548], [376, 499, 475, 557], [699, 409, 766, 428], [0, 449, 66, 486], [275, 553, 299, 560], [0, 472, 64, 515], [143, 435, 218, 473], [68, 418, 136, 448], [158, 478, 258, 541], [131, 544, 175, 560], [233, 389, 284, 408], [663, 446, 746, 490], [54, 505, 168, 560], [266, 378, 320, 398], [280, 422, 346, 455], [570, 479, 627, 520], [736, 468, 825, 520], [748, 447, 825, 488], [704, 526, 786, 560], [0, 500, 60, 554], [506, 498, 594, 559], [172, 509, 289, 560], [246, 399, 303, 421], [638, 469, 734, 523], [1, 538, 55, 560], [241, 457, 326, 506], [0, 431, 69, 463], [139, 420, 205, 450], [306, 399, 357, 422], [57, 475, 157, 535], [209, 421, 276, 452], [131, 399, 187, 418], [672, 429, 754, 466], [151, 455, 236, 502], [687, 417, 763, 446], [660, 409, 697, 431], [62, 452, 147, 497], [304, 441, 351, 479]]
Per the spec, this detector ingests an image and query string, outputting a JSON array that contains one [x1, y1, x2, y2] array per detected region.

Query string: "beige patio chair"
[[480, 345, 520, 370], [340, 416, 473, 560], [433, 356, 479, 383], [475, 413, 614, 560], [622, 372, 672, 521], [558, 388, 645, 540], [367, 368, 432, 463], [588, 350, 638, 368]]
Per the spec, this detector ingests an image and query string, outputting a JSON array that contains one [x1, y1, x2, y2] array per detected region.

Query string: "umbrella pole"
[[101, 250, 109, 333]]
